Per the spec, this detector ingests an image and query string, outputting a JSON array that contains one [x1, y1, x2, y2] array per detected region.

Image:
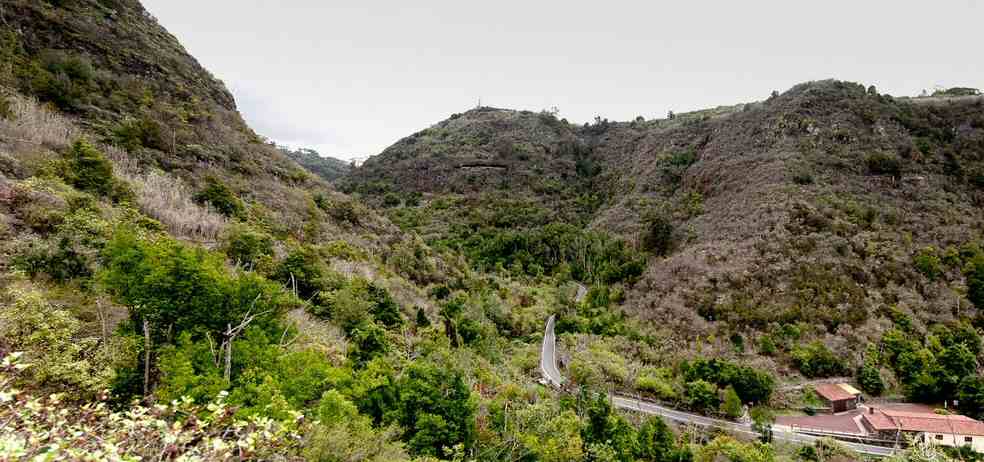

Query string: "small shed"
[[815, 383, 861, 413]]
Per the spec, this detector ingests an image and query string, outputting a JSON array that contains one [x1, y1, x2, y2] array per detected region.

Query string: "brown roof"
[[815, 383, 858, 402], [862, 409, 984, 436]]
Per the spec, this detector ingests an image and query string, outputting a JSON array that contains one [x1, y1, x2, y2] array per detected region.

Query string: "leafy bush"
[[682, 358, 775, 404], [13, 209, 110, 282], [685, 379, 720, 412], [913, 247, 943, 281], [112, 115, 166, 152], [193, 176, 243, 217], [0, 352, 303, 460], [634, 367, 678, 401], [0, 291, 125, 397], [221, 223, 274, 267], [101, 229, 293, 341], [272, 246, 333, 299], [27, 51, 97, 111], [464, 222, 644, 284], [382, 192, 402, 207], [856, 362, 885, 396], [865, 152, 902, 177], [967, 254, 984, 309], [394, 360, 476, 456], [641, 214, 674, 256], [64, 140, 114, 197], [325, 199, 361, 224], [791, 342, 847, 378], [721, 386, 743, 419]]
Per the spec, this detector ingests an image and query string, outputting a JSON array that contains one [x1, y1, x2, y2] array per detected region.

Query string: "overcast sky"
[[143, 0, 982, 160]]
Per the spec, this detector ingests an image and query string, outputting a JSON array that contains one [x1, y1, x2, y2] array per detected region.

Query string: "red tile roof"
[[862, 409, 984, 436], [815, 384, 857, 402]]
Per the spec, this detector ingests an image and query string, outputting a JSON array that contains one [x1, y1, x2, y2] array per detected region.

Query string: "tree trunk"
[[224, 323, 233, 381], [143, 319, 151, 395]]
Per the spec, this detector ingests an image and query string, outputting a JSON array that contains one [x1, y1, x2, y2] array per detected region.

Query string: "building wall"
[[922, 432, 984, 452]]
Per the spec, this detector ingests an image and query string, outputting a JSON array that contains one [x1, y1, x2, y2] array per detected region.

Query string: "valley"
[[1, 1, 983, 461]]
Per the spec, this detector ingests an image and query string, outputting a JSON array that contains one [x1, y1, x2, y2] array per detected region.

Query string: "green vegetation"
[[682, 358, 775, 405], [791, 342, 847, 378], [464, 222, 645, 284], [194, 176, 244, 217], [6, 4, 984, 456]]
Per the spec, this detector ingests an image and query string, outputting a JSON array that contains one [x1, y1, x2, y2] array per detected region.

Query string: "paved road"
[[574, 283, 587, 303], [540, 315, 564, 388], [538, 317, 896, 457]]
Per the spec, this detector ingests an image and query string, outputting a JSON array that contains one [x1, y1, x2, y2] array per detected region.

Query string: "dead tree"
[[219, 304, 271, 381]]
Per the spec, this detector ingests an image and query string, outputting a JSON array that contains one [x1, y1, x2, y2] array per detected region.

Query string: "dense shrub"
[[13, 209, 110, 282], [27, 51, 97, 111], [221, 223, 274, 267], [865, 152, 902, 177], [101, 229, 293, 341], [967, 254, 984, 309], [193, 176, 243, 217], [685, 379, 720, 412], [682, 358, 775, 404], [272, 246, 332, 299], [112, 115, 166, 152], [913, 247, 943, 281], [791, 342, 847, 378], [326, 199, 361, 224], [640, 214, 674, 256], [0, 353, 303, 460], [394, 360, 476, 456], [0, 94, 12, 120], [0, 290, 124, 397], [464, 222, 644, 284], [856, 363, 885, 396], [64, 140, 114, 197]]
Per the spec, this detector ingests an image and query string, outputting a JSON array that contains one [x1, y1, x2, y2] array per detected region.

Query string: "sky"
[[143, 0, 983, 161]]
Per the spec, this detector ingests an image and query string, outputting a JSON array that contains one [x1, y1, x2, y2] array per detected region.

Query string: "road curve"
[[540, 315, 564, 388], [538, 317, 895, 457]]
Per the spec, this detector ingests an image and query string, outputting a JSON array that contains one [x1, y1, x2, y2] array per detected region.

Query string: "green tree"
[[415, 307, 431, 328], [221, 224, 273, 267], [635, 416, 678, 461], [641, 214, 674, 256], [685, 380, 720, 412], [791, 342, 847, 378], [395, 360, 476, 457], [968, 254, 984, 310], [66, 140, 114, 197], [721, 386, 743, 419], [938, 343, 977, 396], [856, 363, 885, 396], [273, 246, 330, 299], [101, 230, 291, 341], [348, 322, 390, 366], [193, 176, 243, 217], [958, 376, 984, 420]]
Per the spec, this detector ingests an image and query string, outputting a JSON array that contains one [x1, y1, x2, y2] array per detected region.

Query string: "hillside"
[[282, 146, 352, 182], [2, 1, 983, 461], [348, 81, 984, 416]]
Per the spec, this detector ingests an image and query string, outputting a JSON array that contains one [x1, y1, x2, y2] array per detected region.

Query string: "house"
[[814, 383, 862, 413], [861, 408, 984, 452]]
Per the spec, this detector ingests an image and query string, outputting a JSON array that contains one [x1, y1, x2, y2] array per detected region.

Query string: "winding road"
[[538, 316, 896, 457]]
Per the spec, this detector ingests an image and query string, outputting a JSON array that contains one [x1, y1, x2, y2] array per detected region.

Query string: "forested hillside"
[[282, 146, 352, 183], [1, 1, 983, 461]]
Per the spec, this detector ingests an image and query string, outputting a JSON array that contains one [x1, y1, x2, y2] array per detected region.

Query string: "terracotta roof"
[[862, 410, 984, 436], [815, 383, 858, 402]]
